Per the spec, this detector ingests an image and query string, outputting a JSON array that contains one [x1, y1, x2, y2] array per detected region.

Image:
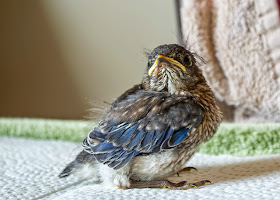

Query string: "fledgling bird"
[[59, 44, 222, 189]]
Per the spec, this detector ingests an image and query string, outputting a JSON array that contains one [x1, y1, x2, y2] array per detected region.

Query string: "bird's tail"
[[58, 150, 95, 178], [59, 160, 81, 178]]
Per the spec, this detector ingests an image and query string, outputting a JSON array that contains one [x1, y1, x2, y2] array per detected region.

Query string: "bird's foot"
[[127, 180, 211, 190], [163, 180, 211, 190], [180, 166, 198, 172], [118, 185, 129, 189], [177, 166, 197, 177]]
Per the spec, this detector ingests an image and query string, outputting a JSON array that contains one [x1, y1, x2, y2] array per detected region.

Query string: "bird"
[[59, 44, 222, 189]]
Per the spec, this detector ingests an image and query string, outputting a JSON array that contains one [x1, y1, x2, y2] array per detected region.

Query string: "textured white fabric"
[[0, 137, 279, 200]]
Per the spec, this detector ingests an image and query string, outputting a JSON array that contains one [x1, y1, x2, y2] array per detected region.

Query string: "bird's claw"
[[177, 166, 198, 177], [165, 180, 211, 190], [181, 166, 198, 172], [127, 179, 211, 189], [118, 185, 129, 190]]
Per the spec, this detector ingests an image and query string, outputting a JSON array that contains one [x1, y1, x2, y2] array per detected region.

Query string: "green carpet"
[[0, 118, 279, 156]]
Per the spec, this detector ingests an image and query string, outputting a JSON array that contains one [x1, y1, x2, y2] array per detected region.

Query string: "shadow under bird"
[[59, 44, 222, 189]]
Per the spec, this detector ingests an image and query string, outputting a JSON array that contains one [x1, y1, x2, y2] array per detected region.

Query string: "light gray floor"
[[0, 137, 279, 200]]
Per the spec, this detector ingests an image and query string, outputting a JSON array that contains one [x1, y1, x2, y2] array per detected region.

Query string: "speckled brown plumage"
[[59, 44, 222, 189]]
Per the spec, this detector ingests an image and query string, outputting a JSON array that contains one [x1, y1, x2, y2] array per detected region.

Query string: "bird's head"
[[142, 44, 207, 95]]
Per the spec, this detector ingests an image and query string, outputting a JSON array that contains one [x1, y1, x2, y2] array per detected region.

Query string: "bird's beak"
[[148, 55, 186, 76]]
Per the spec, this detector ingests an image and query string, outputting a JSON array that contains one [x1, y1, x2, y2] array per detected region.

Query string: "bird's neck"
[[190, 83, 223, 142]]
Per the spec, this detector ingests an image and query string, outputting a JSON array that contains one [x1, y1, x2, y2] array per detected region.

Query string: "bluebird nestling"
[[59, 44, 222, 189]]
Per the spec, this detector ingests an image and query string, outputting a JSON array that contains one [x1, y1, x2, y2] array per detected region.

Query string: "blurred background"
[[0, 0, 178, 119]]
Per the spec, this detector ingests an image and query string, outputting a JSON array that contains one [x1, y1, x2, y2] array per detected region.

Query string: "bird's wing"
[[83, 90, 204, 169]]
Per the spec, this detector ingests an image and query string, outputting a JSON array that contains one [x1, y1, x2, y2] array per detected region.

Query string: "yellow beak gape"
[[148, 55, 186, 76]]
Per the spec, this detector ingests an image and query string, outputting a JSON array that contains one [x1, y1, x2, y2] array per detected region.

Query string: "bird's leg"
[[177, 167, 197, 177], [123, 180, 211, 190]]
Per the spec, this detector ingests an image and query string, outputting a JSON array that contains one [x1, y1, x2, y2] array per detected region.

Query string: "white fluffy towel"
[[180, 0, 280, 122]]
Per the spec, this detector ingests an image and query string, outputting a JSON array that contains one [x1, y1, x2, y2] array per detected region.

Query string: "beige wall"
[[0, 0, 177, 119]]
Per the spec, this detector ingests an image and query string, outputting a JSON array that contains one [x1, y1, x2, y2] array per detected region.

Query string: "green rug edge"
[[0, 118, 279, 156]]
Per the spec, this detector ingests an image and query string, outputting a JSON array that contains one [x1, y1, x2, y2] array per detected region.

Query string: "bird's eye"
[[183, 55, 192, 66]]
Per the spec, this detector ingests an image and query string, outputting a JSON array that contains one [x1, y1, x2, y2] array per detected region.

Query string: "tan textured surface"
[[180, 0, 280, 122], [1, 137, 280, 200]]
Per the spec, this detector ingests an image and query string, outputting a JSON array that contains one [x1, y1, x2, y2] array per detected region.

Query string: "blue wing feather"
[[140, 130, 155, 149], [94, 148, 123, 163], [100, 120, 117, 133], [144, 130, 164, 152], [134, 130, 147, 151], [112, 151, 137, 170], [88, 128, 106, 141], [87, 121, 195, 171], [87, 122, 192, 169], [114, 123, 139, 146], [105, 125, 129, 142], [168, 128, 190, 147], [150, 127, 170, 152], [106, 150, 136, 169], [151, 129, 164, 146], [90, 141, 120, 153], [104, 150, 130, 164], [161, 128, 175, 150], [124, 129, 144, 150]]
